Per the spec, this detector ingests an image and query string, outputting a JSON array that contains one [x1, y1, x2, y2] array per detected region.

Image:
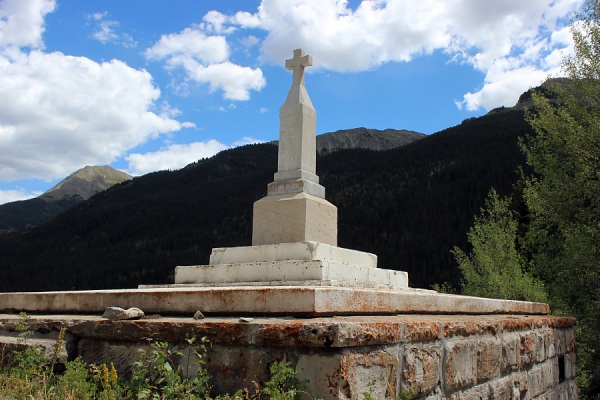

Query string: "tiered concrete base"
[[168, 241, 408, 289]]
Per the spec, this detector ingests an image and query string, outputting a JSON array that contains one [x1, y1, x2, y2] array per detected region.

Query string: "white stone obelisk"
[[252, 49, 337, 246]]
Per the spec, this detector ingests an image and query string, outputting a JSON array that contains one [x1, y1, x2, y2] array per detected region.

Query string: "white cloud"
[[202, 10, 236, 34], [174, 59, 265, 100], [126, 140, 228, 175], [146, 25, 265, 101], [90, 13, 137, 48], [232, 137, 264, 147], [93, 19, 119, 43], [145, 27, 229, 64], [224, 0, 583, 110], [0, 0, 56, 48], [240, 35, 260, 49], [0, 0, 186, 183], [0, 188, 42, 205], [458, 23, 576, 110], [233, 11, 261, 28], [0, 50, 186, 181]]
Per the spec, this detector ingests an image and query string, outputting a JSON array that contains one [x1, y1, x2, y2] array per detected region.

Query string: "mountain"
[[0, 166, 131, 232], [315, 128, 425, 154], [42, 165, 132, 201], [266, 127, 425, 154], [0, 90, 537, 292]]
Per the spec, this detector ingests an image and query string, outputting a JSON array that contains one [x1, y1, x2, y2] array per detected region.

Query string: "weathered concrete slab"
[[0, 286, 549, 316]]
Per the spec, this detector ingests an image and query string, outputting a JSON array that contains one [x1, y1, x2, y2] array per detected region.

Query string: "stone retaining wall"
[[0, 314, 577, 399]]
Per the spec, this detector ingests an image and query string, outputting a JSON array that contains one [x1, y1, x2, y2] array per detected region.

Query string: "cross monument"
[[171, 48, 408, 291], [252, 49, 337, 246]]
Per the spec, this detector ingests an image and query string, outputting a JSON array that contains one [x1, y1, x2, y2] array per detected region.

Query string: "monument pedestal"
[[253, 194, 337, 246], [172, 241, 407, 289]]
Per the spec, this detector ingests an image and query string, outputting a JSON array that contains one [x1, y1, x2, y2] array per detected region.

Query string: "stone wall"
[[0, 314, 577, 399]]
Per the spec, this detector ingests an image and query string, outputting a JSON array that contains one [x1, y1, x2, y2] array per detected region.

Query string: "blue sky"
[[0, 0, 584, 204]]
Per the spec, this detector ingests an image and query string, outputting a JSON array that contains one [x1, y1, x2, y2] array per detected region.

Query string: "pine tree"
[[451, 189, 547, 302]]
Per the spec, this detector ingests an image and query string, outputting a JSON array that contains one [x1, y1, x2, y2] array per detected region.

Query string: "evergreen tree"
[[452, 189, 547, 302]]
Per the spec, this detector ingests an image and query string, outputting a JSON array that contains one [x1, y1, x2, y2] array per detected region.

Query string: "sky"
[[0, 0, 585, 205]]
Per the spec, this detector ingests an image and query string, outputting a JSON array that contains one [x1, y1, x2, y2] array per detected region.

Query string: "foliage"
[[361, 380, 419, 400], [129, 337, 212, 399], [261, 361, 307, 400], [451, 189, 547, 302]]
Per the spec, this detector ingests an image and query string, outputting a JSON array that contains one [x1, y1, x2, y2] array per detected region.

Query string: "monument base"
[[169, 241, 407, 289], [252, 193, 337, 246]]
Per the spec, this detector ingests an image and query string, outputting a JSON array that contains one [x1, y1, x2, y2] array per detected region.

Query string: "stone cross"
[[286, 49, 312, 86]]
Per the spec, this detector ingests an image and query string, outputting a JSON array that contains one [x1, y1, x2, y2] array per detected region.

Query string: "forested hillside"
[[0, 108, 530, 292]]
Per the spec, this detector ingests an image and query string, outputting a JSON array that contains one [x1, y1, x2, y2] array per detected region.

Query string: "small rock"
[[239, 317, 254, 323], [102, 306, 145, 320], [193, 310, 205, 320]]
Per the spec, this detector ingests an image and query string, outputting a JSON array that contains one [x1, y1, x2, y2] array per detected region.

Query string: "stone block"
[[526, 361, 557, 400], [340, 351, 398, 400], [401, 344, 442, 396], [298, 350, 398, 400], [297, 353, 348, 399], [554, 328, 575, 356], [534, 328, 552, 363], [453, 382, 490, 399], [252, 192, 337, 246], [564, 352, 576, 380], [204, 345, 285, 395], [445, 340, 477, 392], [520, 331, 537, 368], [567, 380, 578, 400], [564, 329, 575, 353], [489, 376, 514, 400], [502, 333, 520, 373], [77, 339, 143, 376], [546, 328, 557, 359], [0, 332, 69, 368], [544, 359, 559, 391], [477, 337, 501, 382]]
